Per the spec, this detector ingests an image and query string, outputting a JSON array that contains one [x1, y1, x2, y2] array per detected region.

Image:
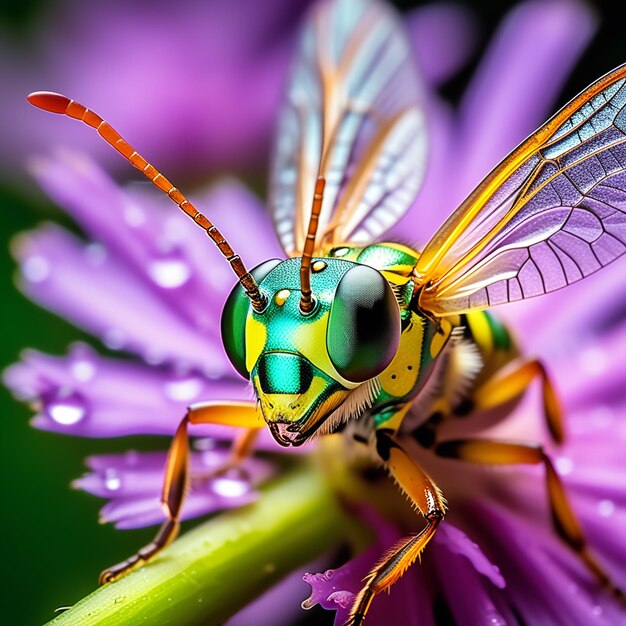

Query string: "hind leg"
[[435, 437, 623, 598]]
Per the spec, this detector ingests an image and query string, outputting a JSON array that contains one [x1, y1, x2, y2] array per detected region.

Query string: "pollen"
[[275, 289, 291, 306]]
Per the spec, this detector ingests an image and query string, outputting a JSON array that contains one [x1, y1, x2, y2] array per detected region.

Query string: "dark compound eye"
[[221, 258, 281, 379], [327, 265, 401, 383]]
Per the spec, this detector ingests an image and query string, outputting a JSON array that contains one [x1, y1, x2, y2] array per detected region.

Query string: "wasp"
[[28, 0, 626, 623]]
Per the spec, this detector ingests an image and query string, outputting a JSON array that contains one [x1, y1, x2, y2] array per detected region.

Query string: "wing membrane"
[[269, 0, 426, 256], [415, 64, 626, 315]]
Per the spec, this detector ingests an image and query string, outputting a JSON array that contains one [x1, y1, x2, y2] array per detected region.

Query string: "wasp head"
[[221, 257, 401, 446]]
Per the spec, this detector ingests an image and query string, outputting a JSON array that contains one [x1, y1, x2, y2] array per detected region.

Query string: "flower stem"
[[48, 464, 348, 625]]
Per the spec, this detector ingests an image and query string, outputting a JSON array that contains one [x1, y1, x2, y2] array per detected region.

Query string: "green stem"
[[48, 464, 348, 626]]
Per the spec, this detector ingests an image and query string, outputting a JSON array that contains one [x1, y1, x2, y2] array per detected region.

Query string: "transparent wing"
[[269, 0, 427, 256], [415, 64, 626, 316]]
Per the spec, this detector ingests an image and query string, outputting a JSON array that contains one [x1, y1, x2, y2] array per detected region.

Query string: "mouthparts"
[[269, 421, 307, 447]]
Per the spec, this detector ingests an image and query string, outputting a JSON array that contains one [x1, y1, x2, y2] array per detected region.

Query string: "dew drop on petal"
[[211, 476, 249, 498], [148, 251, 192, 289], [590, 406, 614, 430], [123, 204, 146, 228], [555, 456, 574, 476], [194, 438, 217, 451], [104, 469, 121, 492], [201, 450, 222, 467], [124, 450, 141, 467], [327, 590, 355, 609], [579, 346, 608, 377], [85, 243, 107, 266], [23, 255, 50, 283], [45, 389, 89, 425], [103, 329, 126, 350], [597, 500, 615, 517], [70, 359, 96, 382], [163, 376, 203, 402], [144, 349, 166, 366]]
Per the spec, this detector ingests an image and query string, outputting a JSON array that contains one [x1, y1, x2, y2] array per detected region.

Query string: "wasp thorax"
[[220, 257, 401, 445]]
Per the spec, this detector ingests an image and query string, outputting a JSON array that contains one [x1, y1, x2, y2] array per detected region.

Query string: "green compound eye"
[[221, 258, 281, 379], [327, 265, 401, 383]]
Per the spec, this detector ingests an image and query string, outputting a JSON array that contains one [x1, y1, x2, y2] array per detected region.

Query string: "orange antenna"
[[27, 91, 266, 312], [299, 176, 325, 313]]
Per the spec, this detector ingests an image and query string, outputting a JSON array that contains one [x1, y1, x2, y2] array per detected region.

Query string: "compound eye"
[[221, 258, 281, 379], [327, 265, 401, 383]]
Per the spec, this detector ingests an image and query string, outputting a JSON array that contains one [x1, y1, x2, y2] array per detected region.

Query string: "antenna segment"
[[299, 176, 326, 313], [27, 91, 266, 312]]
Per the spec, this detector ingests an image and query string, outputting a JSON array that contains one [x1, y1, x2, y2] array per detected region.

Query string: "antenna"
[[27, 91, 266, 312], [300, 176, 325, 313]]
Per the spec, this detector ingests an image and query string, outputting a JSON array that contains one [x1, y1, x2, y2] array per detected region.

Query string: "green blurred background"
[[1, 0, 623, 624]]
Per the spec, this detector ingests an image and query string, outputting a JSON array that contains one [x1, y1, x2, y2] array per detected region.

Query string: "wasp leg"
[[435, 438, 623, 599], [347, 431, 446, 626], [472, 358, 564, 443], [99, 401, 264, 585]]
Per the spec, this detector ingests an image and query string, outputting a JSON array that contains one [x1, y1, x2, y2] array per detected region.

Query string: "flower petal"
[[75, 447, 274, 529], [12, 224, 230, 374], [406, 3, 478, 87]]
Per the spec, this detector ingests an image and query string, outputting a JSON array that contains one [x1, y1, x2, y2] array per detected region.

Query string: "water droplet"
[[590, 406, 614, 429], [163, 376, 202, 402], [579, 347, 607, 376], [113, 595, 125, 604], [211, 476, 248, 498], [85, 243, 107, 265], [123, 204, 146, 227], [197, 597, 203, 604], [148, 251, 191, 288], [45, 389, 88, 425], [144, 349, 166, 366], [71, 359, 96, 382], [201, 450, 222, 467], [555, 456, 574, 476], [194, 438, 217, 451], [598, 499, 615, 517], [104, 469, 121, 492], [124, 450, 141, 467], [23, 255, 50, 283], [103, 329, 125, 350]]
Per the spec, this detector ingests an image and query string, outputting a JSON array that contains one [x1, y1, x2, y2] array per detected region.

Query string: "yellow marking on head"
[[379, 317, 422, 396], [275, 289, 291, 306], [312, 260, 327, 272], [245, 315, 268, 372]]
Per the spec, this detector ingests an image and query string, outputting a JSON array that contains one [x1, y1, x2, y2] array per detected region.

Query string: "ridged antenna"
[[27, 91, 266, 312], [299, 176, 326, 313]]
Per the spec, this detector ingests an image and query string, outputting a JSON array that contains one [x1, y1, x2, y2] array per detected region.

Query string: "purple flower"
[[0, 0, 314, 181], [5, 1, 626, 625]]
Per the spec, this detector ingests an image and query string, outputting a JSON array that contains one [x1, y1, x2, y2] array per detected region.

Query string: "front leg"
[[99, 401, 264, 584], [347, 429, 446, 626]]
